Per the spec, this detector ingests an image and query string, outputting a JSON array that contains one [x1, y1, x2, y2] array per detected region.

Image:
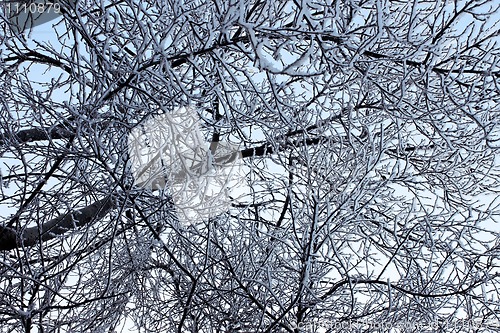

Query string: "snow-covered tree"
[[1, 0, 499, 331]]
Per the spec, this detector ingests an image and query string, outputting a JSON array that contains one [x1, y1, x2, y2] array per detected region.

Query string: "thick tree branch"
[[0, 196, 114, 251], [0, 126, 74, 145]]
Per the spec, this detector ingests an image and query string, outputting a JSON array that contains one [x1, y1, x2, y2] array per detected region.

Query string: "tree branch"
[[0, 196, 114, 251], [0, 125, 74, 145]]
